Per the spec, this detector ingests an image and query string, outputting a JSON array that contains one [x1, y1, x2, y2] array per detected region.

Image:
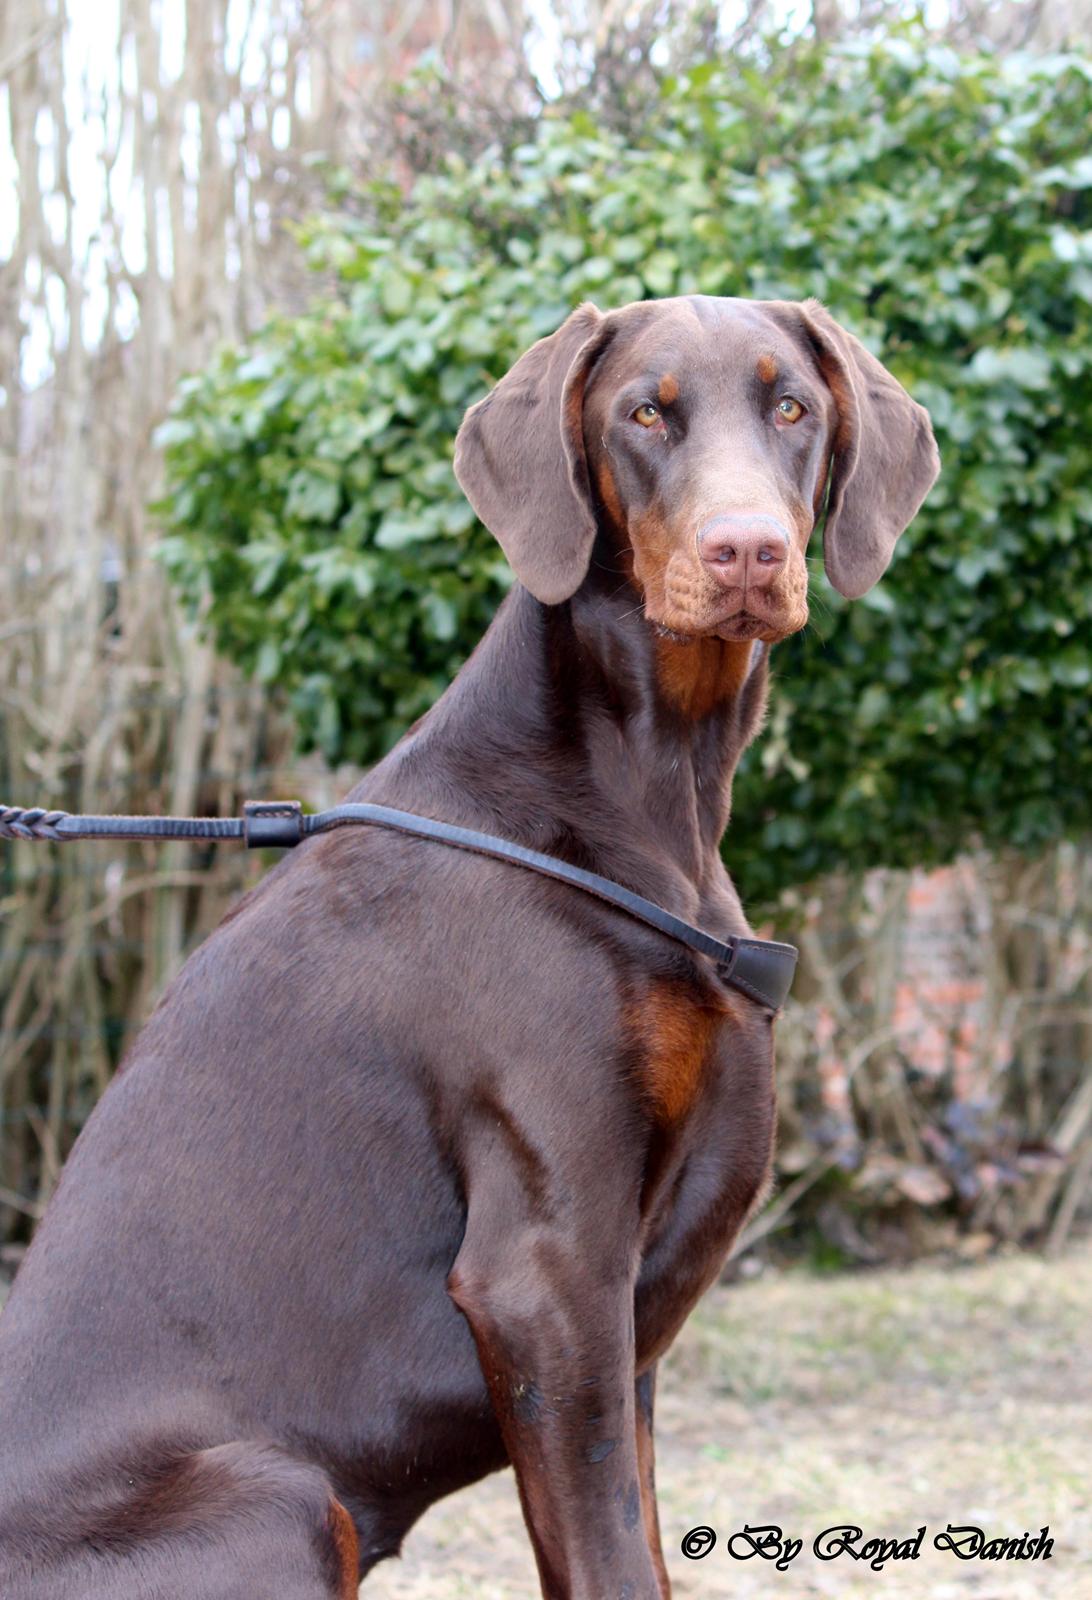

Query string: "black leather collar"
[[0, 798, 798, 1012]]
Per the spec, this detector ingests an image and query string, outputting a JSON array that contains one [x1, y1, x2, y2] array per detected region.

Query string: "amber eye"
[[633, 402, 661, 427], [775, 396, 806, 424]]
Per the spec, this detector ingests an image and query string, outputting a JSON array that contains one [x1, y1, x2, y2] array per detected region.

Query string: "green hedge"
[[156, 35, 1092, 906]]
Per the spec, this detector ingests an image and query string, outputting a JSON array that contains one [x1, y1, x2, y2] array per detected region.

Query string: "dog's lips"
[[713, 612, 768, 641], [651, 609, 774, 644]]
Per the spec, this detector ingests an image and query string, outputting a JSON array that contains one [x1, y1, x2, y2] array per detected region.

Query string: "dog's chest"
[[624, 972, 717, 1126], [626, 971, 736, 1126], [630, 977, 776, 1359]]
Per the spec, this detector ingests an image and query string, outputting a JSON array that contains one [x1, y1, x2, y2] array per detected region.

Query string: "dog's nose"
[[698, 515, 789, 591]]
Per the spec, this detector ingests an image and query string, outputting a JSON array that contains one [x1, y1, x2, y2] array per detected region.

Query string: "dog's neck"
[[366, 576, 768, 902]]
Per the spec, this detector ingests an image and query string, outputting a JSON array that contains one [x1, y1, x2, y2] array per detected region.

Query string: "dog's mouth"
[[713, 612, 769, 642], [652, 610, 780, 645]]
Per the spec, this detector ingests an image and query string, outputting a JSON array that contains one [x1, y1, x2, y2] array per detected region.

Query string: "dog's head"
[[454, 295, 939, 643]]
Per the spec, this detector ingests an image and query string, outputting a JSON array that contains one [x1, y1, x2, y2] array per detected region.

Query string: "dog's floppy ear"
[[454, 303, 613, 605], [798, 299, 940, 599]]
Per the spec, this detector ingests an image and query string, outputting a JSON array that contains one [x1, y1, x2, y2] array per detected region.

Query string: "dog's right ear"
[[454, 303, 613, 605]]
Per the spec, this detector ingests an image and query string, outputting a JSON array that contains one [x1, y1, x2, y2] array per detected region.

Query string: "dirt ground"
[[367, 1242, 1092, 1600]]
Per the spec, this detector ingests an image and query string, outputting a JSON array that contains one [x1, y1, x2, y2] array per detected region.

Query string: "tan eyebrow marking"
[[657, 373, 679, 406], [756, 354, 778, 384]]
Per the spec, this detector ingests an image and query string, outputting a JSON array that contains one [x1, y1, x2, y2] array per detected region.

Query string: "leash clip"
[[243, 800, 304, 849]]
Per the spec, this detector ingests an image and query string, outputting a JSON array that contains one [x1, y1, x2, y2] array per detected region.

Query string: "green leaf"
[[422, 594, 458, 640], [285, 471, 341, 524], [967, 347, 1052, 389], [375, 513, 432, 550]]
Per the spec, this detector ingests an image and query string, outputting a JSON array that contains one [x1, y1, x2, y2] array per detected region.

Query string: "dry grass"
[[367, 1242, 1092, 1598]]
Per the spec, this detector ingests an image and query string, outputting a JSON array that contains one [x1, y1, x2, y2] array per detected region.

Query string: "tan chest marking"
[[631, 979, 735, 1123]]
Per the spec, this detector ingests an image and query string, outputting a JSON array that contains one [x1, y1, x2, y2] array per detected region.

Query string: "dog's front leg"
[[635, 1367, 671, 1598], [449, 1205, 660, 1600]]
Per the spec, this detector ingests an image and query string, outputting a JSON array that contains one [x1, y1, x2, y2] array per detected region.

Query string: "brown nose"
[[698, 515, 790, 592]]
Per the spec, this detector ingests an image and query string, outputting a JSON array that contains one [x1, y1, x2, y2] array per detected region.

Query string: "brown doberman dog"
[[0, 296, 938, 1599]]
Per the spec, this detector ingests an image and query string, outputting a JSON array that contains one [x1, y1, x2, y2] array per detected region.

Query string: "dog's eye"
[[775, 396, 806, 424], [633, 402, 661, 427]]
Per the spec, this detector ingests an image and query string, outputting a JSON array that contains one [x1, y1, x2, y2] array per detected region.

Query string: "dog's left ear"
[[796, 299, 940, 599], [454, 303, 614, 605]]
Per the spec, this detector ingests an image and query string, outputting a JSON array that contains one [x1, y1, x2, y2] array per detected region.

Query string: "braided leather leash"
[[0, 799, 798, 1011], [0, 805, 246, 843], [1, 806, 246, 844]]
